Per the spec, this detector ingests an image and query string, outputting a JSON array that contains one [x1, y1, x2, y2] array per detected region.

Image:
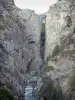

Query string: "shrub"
[[46, 66, 54, 72], [0, 14, 4, 21], [39, 78, 53, 100], [0, 81, 18, 100], [73, 27, 75, 34], [0, 21, 5, 30], [0, 89, 15, 100], [0, 82, 5, 87], [45, 56, 54, 72], [46, 55, 51, 63], [39, 77, 64, 100], [68, 68, 75, 91], [52, 45, 60, 57], [65, 16, 72, 27], [14, 96, 18, 100], [53, 83, 64, 100], [5, 82, 13, 90]]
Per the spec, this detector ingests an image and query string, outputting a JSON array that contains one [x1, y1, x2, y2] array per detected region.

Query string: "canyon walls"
[[45, 0, 75, 99], [0, 0, 43, 100], [0, 0, 75, 100]]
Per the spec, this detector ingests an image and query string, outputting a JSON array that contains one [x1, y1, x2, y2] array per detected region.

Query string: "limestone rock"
[[45, 0, 75, 96], [0, 0, 42, 99]]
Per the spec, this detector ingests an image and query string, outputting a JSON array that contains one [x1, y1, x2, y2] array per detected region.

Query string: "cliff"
[[0, 0, 42, 100], [45, 0, 75, 99], [1, 0, 75, 100]]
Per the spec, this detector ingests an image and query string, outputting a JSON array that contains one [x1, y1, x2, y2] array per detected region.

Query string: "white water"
[[25, 85, 37, 100]]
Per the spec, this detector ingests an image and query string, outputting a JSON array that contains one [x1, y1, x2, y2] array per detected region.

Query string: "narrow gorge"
[[0, 0, 75, 100]]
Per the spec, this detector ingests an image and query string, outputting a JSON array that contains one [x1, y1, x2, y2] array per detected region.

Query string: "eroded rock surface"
[[0, 0, 43, 99], [45, 0, 75, 98]]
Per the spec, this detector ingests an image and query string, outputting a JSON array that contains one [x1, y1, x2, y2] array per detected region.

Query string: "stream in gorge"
[[24, 80, 38, 100], [24, 15, 46, 100]]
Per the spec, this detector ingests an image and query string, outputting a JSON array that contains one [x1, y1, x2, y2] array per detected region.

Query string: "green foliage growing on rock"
[[5, 82, 13, 90], [68, 68, 75, 91], [0, 88, 16, 100], [0, 82, 5, 87], [39, 77, 64, 100], [73, 27, 75, 34], [45, 55, 54, 72], [46, 55, 51, 63], [65, 16, 72, 27], [0, 24, 4, 30], [0, 14, 5, 30], [0, 14, 4, 21], [0, 81, 18, 100], [14, 96, 18, 100], [53, 83, 63, 100], [39, 77, 53, 100], [46, 66, 54, 72], [46, 55, 51, 70], [52, 45, 60, 57]]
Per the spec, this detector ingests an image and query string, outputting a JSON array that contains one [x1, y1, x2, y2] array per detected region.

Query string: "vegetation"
[[52, 45, 60, 57], [14, 96, 18, 100], [46, 65, 54, 72], [0, 89, 16, 100], [0, 81, 18, 100], [45, 55, 54, 72], [0, 24, 4, 30], [46, 55, 51, 63], [68, 68, 75, 91], [39, 77, 64, 100], [65, 16, 72, 27], [39, 77, 53, 99], [73, 27, 75, 34], [0, 14, 5, 30], [5, 82, 13, 90], [0, 82, 5, 87], [53, 83, 64, 100], [0, 14, 4, 21]]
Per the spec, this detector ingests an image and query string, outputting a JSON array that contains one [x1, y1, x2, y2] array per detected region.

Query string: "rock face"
[[0, 0, 42, 99], [1, 0, 75, 99], [45, 0, 75, 98]]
